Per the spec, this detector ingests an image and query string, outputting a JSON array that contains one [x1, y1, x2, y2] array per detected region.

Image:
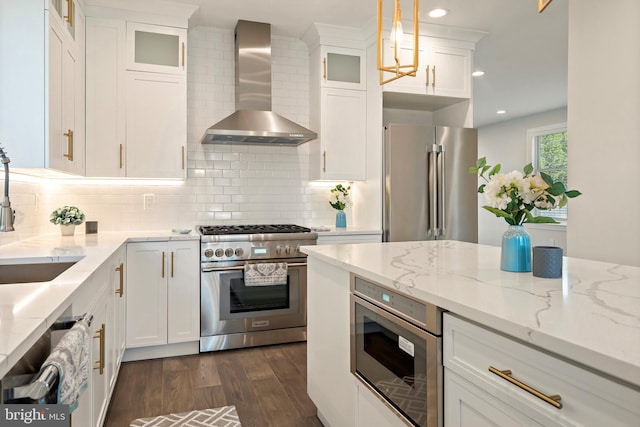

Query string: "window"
[[527, 123, 568, 222]]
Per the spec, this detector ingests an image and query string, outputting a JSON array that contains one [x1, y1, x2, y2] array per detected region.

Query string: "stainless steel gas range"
[[198, 224, 318, 352]]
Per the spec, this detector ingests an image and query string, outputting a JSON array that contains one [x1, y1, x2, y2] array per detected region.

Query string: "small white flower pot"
[[60, 224, 76, 236]]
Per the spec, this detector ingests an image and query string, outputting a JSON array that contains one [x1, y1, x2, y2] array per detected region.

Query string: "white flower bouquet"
[[329, 184, 351, 211], [50, 205, 86, 226], [470, 157, 581, 225]]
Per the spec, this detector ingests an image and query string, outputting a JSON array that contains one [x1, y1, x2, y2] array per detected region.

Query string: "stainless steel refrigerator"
[[383, 124, 478, 243]]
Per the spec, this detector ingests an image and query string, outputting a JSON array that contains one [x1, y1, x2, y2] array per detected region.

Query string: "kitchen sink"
[[0, 261, 78, 285]]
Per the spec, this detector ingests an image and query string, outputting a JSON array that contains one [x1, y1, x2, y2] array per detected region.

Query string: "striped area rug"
[[130, 405, 241, 427]]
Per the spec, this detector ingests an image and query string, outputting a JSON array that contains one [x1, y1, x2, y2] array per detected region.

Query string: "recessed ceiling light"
[[428, 8, 448, 18], [472, 70, 485, 77], [496, 110, 507, 115]]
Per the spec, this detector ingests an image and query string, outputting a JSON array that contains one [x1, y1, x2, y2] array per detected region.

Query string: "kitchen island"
[[301, 240, 640, 427]]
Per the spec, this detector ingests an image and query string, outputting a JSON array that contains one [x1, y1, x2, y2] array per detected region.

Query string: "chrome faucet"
[[0, 146, 15, 232]]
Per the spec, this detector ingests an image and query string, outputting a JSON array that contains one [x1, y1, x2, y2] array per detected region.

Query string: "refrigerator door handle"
[[438, 147, 446, 237], [428, 144, 440, 238]]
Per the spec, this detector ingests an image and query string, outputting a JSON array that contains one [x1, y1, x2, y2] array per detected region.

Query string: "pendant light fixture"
[[377, 0, 419, 85], [538, 0, 553, 12]]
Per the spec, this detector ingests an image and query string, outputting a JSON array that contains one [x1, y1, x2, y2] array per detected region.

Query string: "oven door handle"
[[202, 262, 307, 272]]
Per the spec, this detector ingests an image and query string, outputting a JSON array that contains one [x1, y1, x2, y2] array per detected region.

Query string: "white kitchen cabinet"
[[85, 18, 187, 179], [309, 41, 367, 181], [306, 258, 358, 427], [317, 230, 382, 245], [443, 313, 640, 427], [0, 1, 85, 174], [126, 22, 187, 75], [125, 71, 186, 178], [310, 88, 367, 181], [126, 240, 199, 348], [382, 36, 471, 99], [107, 248, 126, 392], [357, 383, 406, 427], [320, 45, 366, 90], [90, 286, 108, 427]]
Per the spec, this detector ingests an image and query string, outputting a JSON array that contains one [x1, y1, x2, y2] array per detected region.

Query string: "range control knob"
[[204, 249, 214, 258], [284, 246, 292, 254], [235, 248, 244, 257], [275, 246, 282, 255], [225, 248, 234, 257], [214, 248, 224, 257]]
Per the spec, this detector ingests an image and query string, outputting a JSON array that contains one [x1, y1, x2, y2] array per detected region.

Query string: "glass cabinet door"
[[321, 46, 366, 90], [126, 22, 187, 75], [49, 0, 76, 40]]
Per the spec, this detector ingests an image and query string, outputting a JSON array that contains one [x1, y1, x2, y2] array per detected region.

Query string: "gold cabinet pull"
[[64, 0, 74, 26], [432, 65, 436, 88], [161, 251, 165, 278], [181, 146, 185, 170], [119, 144, 123, 169], [322, 151, 326, 172], [63, 129, 73, 161], [171, 251, 175, 278], [426, 65, 430, 87], [93, 323, 105, 375], [323, 57, 327, 80], [115, 262, 124, 297], [181, 42, 185, 68], [488, 366, 562, 409]]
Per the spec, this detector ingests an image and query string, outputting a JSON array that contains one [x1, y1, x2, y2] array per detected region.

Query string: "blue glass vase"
[[501, 225, 531, 272], [335, 210, 347, 228]]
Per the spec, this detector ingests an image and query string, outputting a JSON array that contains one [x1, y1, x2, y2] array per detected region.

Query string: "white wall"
[[477, 107, 568, 250], [0, 26, 357, 247], [567, 0, 640, 266]]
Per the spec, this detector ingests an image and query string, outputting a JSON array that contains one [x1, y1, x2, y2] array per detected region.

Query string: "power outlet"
[[143, 194, 154, 210]]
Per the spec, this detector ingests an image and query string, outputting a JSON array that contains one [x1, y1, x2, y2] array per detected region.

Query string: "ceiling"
[[173, 0, 568, 127]]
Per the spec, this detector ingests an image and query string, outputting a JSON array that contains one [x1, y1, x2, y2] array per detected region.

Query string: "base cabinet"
[[443, 313, 640, 427], [126, 240, 199, 349]]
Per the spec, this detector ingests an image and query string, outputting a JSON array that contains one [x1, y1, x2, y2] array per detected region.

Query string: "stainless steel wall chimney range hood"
[[200, 20, 317, 146]]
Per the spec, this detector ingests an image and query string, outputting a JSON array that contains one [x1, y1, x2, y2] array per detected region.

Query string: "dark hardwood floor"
[[104, 342, 323, 427]]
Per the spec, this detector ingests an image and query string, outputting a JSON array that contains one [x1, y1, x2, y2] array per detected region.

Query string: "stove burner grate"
[[199, 224, 311, 235]]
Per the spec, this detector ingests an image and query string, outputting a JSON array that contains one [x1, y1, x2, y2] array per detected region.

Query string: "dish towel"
[[39, 318, 91, 412], [244, 263, 288, 286]]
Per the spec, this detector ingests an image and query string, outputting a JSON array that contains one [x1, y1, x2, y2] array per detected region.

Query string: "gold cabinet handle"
[[432, 65, 436, 88], [171, 251, 175, 278], [488, 366, 562, 409], [426, 65, 430, 87], [64, 0, 74, 26], [115, 263, 124, 297], [322, 151, 326, 172], [63, 129, 73, 161], [161, 251, 165, 278], [181, 42, 185, 68], [181, 146, 185, 170], [323, 57, 327, 80], [119, 144, 123, 169], [93, 323, 105, 375]]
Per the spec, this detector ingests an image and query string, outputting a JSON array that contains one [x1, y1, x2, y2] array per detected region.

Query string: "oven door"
[[201, 262, 307, 336], [351, 294, 442, 427]]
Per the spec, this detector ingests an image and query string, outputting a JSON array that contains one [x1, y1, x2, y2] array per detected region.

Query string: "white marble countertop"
[[301, 240, 640, 388], [0, 230, 199, 378]]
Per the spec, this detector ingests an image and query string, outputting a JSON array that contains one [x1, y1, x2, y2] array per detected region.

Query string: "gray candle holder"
[[532, 246, 563, 278]]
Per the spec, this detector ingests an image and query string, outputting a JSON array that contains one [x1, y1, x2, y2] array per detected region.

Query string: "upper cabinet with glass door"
[[49, 0, 77, 42], [320, 46, 366, 90], [126, 22, 187, 75]]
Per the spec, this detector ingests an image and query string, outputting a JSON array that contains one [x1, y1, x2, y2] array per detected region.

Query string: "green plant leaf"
[[469, 166, 478, 174], [527, 216, 559, 224], [488, 164, 501, 176], [478, 184, 486, 193], [565, 190, 582, 198], [480, 165, 491, 176], [559, 195, 568, 208], [523, 163, 533, 175], [476, 157, 487, 168], [540, 171, 554, 186], [548, 182, 566, 196], [482, 206, 513, 220]]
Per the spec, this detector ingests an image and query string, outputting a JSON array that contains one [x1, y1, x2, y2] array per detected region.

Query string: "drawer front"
[[443, 313, 640, 426]]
